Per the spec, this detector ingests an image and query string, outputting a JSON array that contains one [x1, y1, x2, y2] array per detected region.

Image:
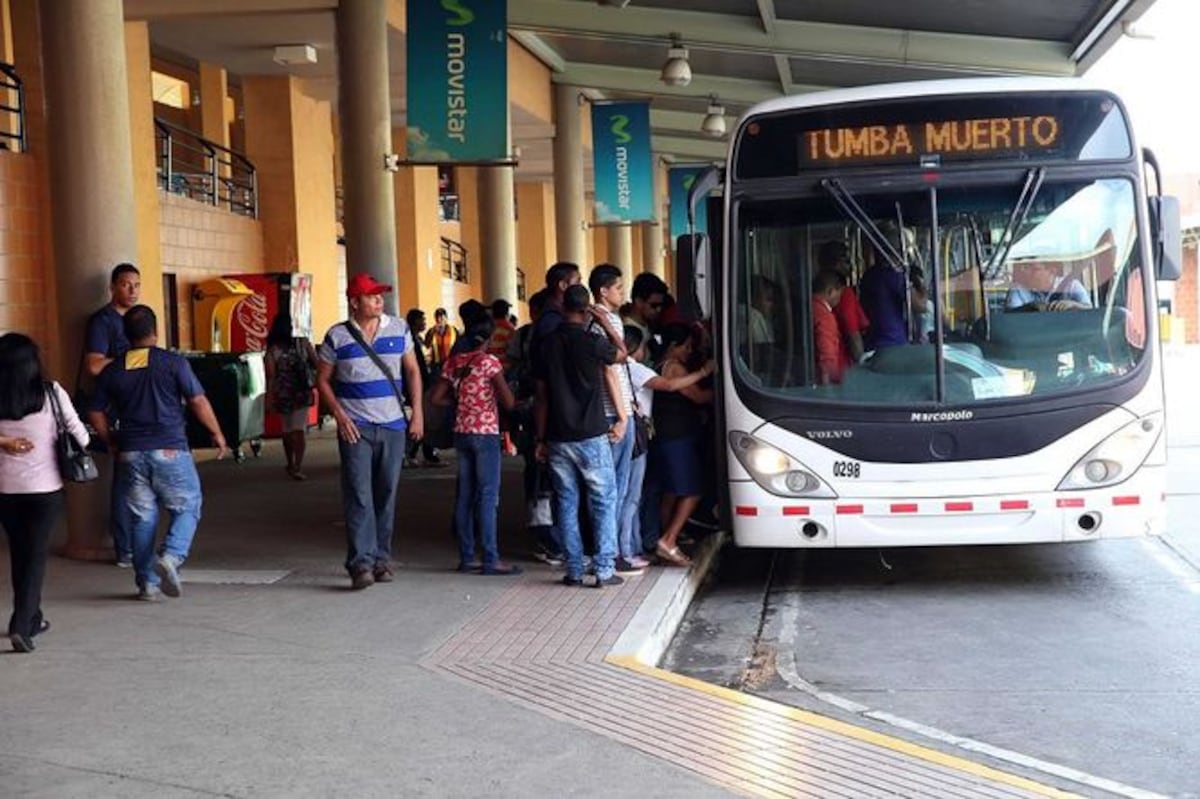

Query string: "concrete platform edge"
[[608, 532, 726, 666]]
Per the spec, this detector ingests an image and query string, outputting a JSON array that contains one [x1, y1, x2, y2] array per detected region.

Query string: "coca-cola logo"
[[235, 293, 270, 351]]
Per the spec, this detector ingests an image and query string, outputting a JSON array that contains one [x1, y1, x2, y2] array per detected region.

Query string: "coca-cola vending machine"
[[224, 272, 317, 437], [223, 272, 313, 352]]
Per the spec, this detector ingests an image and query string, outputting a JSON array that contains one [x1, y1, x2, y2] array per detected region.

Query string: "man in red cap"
[[315, 273, 424, 590]]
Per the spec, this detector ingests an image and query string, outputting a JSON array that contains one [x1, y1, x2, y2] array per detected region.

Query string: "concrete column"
[[479, 165, 519, 305], [642, 221, 664, 278], [392, 129, 441, 317], [41, 0, 138, 560], [516, 181, 555, 315], [337, 0, 398, 312], [553, 83, 586, 265], [198, 62, 230, 148], [605, 224, 634, 273]]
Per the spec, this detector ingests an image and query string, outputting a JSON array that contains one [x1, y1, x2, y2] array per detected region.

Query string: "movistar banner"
[[591, 101, 654, 223], [406, 0, 508, 163], [668, 167, 709, 240]]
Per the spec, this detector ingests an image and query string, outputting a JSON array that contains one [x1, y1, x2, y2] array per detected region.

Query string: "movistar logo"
[[442, 0, 474, 26], [610, 114, 632, 144]]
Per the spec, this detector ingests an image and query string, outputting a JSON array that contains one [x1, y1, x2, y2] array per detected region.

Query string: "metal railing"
[[439, 193, 460, 222], [441, 237, 469, 283], [155, 118, 257, 217], [0, 63, 26, 153]]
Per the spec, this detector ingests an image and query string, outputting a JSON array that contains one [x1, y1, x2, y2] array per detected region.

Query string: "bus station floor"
[[1, 431, 1077, 798]]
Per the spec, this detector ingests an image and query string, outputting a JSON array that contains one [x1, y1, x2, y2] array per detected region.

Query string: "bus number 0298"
[[833, 462, 861, 478]]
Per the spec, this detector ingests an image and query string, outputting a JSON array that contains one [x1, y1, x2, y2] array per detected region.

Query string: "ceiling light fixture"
[[660, 35, 691, 87], [701, 96, 726, 138]]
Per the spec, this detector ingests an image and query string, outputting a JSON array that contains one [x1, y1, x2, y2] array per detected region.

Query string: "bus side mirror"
[[1150, 195, 1182, 281], [674, 233, 710, 319]]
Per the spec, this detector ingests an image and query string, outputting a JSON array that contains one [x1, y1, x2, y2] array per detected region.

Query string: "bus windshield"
[[733, 175, 1147, 405]]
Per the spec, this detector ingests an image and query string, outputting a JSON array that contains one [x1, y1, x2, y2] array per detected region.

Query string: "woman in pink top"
[[431, 321, 518, 575], [0, 333, 89, 653]]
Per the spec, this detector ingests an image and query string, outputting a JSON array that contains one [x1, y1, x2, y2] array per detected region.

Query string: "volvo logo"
[[805, 429, 852, 440]]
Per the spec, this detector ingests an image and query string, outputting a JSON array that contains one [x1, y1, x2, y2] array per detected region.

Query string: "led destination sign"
[[803, 115, 1061, 165]]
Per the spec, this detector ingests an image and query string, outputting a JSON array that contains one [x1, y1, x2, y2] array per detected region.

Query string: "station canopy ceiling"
[[131, 0, 1158, 180]]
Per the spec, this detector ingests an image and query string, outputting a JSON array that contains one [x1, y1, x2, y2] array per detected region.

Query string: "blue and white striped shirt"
[[319, 314, 413, 430]]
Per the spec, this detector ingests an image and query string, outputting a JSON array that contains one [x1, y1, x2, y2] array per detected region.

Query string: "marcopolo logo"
[[441, 0, 474, 26], [910, 410, 974, 422]]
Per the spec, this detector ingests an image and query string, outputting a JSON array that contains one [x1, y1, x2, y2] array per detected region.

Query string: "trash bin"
[[184, 351, 266, 462]]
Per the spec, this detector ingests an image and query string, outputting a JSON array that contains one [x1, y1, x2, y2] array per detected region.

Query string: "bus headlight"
[[729, 431, 836, 498], [1057, 412, 1162, 491]]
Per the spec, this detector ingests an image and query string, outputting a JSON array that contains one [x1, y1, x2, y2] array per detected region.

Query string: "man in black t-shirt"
[[534, 285, 624, 587]]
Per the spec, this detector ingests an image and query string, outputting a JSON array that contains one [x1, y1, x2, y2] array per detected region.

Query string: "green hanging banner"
[[405, 0, 508, 163], [591, 101, 655, 223]]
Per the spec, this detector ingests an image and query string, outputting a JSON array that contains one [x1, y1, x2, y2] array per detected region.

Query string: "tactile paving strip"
[[422, 575, 1070, 799]]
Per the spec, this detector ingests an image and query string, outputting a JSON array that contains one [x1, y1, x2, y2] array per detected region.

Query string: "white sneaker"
[[137, 585, 162, 602], [155, 554, 183, 598]]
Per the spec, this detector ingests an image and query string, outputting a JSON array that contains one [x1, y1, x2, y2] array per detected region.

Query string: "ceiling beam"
[[509, 30, 568, 73], [555, 63, 811, 106], [652, 135, 727, 162], [125, 0, 333, 19], [509, 0, 1075, 77]]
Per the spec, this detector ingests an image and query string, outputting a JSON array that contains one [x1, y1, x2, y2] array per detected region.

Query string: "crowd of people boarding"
[[0, 260, 717, 654]]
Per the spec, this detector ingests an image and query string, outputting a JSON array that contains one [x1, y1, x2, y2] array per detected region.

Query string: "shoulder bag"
[[45, 383, 99, 483], [623, 363, 653, 460]]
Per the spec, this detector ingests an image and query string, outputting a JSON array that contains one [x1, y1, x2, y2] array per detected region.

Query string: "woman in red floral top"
[[431, 322, 518, 575]]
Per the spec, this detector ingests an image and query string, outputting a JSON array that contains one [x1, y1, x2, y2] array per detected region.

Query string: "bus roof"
[[742, 77, 1115, 122]]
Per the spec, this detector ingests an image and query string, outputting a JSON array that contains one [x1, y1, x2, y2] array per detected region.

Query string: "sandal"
[[655, 542, 692, 567]]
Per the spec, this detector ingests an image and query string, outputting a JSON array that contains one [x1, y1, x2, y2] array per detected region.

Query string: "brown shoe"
[[373, 563, 395, 582], [350, 568, 375, 590]]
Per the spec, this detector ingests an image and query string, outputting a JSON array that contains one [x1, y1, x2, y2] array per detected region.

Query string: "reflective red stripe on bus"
[[890, 503, 918, 514], [836, 505, 864, 515], [945, 502, 973, 512], [783, 506, 810, 516], [1057, 498, 1086, 508], [1000, 500, 1029, 511], [735, 506, 758, 516], [1113, 496, 1140, 506]]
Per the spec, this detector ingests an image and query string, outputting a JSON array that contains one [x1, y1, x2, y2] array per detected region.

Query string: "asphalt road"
[[664, 351, 1200, 799]]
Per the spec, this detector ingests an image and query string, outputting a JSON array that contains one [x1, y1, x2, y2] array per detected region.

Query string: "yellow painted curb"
[[605, 654, 1078, 799]]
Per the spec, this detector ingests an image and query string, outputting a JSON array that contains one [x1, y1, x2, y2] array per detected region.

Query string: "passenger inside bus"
[[817, 240, 869, 365], [811, 270, 846, 385], [859, 242, 927, 350]]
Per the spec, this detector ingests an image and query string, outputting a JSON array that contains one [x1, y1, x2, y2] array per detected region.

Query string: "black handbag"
[[624, 364, 653, 459], [45, 383, 99, 483]]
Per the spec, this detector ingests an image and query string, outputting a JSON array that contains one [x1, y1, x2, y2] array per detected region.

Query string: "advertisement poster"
[[668, 167, 709, 240], [591, 101, 655, 223], [406, 0, 508, 162]]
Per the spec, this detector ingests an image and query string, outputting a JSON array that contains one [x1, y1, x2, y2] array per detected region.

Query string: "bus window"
[[732, 177, 1146, 405]]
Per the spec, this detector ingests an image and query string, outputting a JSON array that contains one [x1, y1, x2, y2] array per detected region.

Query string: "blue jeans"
[[619, 451, 648, 560], [117, 449, 203, 589], [338, 423, 406, 573], [607, 415, 634, 558], [454, 433, 502, 568], [548, 436, 617, 580], [109, 457, 132, 561]]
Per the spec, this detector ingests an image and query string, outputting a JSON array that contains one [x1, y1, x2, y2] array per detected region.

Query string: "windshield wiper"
[[820, 178, 906, 269], [985, 167, 1046, 279]]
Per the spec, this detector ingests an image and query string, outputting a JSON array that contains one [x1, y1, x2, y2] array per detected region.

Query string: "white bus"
[[685, 79, 1182, 547]]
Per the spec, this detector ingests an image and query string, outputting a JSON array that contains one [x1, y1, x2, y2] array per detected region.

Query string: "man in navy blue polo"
[[88, 305, 228, 601], [83, 263, 141, 568]]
